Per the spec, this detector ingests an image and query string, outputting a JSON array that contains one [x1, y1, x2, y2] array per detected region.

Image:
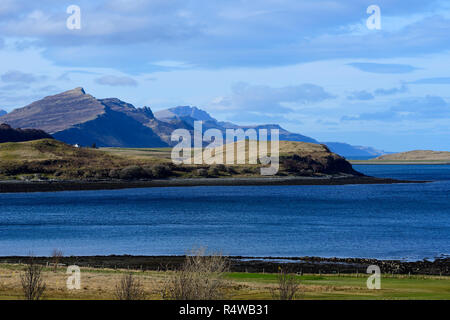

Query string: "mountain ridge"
[[0, 88, 389, 156], [323, 142, 388, 158], [155, 106, 386, 156]]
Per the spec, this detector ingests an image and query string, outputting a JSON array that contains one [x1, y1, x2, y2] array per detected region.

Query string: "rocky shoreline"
[[0, 176, 425, 193], [0, 255, 448, 275]]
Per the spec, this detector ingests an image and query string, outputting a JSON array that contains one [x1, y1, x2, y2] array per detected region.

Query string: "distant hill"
[[0, 88, 169, 148], [155, 106, 319, 143], [155, 106, 384, 155], [375, 150, 450, 161], [323, 142, 387, 158], [0, 110, 6, 117], [0, 123, 53, 143], [155, 106, 216, 122]]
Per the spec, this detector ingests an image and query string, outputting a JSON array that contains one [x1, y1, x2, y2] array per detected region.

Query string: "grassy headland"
[[350, 150, 450, 165], [0, 138, 412, 192]]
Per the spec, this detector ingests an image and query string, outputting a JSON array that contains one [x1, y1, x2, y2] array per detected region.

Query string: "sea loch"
[[0, 165, 449, 260]]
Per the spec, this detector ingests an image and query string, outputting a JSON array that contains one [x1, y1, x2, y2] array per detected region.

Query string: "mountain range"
[[154, 106, 387, 157], [154, 106, 318, 144], [0, 110, 7, 117], [0, 88, 387, 157]]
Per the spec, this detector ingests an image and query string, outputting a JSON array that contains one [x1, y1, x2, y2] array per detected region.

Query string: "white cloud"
[[95, 75, 138, 87], [211, 82, 336, 115], [1, 70, 38, 83], [151, 60, 194, 69]]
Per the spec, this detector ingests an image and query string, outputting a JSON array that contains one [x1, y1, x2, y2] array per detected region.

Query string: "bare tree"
[[161, 248, 229, 300], [51, 249, 63, 272], [20, 257, 46, 300], [271, 268, 301, 300], [114, 273, 146, 300]]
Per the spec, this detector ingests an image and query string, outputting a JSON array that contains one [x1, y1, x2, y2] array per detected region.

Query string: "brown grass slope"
[[376, 150, 450, 161]]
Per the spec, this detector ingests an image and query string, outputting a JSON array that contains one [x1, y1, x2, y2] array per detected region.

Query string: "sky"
[[0, 0, 449, 151]]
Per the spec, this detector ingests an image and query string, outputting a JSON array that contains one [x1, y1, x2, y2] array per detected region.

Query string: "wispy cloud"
[[95, 75, 138, 87], [374, 84, 408, 96], [342, 95, 450, 121], [1, 70, 39, 83], [212, 82, 335, 115], [347, 63, 418, 74], [347, 90, 374, 101], [346, 84, 408, 101], [409, 77, 450, 84]]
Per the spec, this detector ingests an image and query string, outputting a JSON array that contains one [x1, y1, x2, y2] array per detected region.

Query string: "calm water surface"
[[0, 165, 449, 260]]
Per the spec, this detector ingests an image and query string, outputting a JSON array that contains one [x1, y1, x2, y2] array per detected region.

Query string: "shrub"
[[215, 164, 226, 172], [151, 164, 172, 178], [94, 170, 109, 179], [119, 165, 145, 180], [51, 249, 63, 272], [240, 167, 257, 174], [142, 166, 155, 178], [108, 169, 120, 179], [196, 168, 208, 177], [207, 166, 220, 177], [270, 268, 300, 300], [20, 257, 46, 300], [161, 249, 229, 300], [115, 273, 146, 300], [225, 166, 237, 174]]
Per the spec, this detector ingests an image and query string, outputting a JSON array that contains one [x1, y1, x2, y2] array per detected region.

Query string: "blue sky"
[[0, 0, 450, 151]]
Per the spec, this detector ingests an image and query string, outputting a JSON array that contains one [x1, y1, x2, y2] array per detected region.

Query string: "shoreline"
[[0, 255, 448, 275], [351, 161, 450, 165], [0, 176, 426, 193]]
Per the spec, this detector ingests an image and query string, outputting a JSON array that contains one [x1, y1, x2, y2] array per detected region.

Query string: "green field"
[[1, 264, 449, 300]]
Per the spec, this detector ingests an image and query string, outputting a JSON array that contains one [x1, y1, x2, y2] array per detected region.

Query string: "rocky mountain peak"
[[154, 105, 216, 122], [138, 106, 155, 119], [66, 87, 86, 95], [0, 87, 105, 134]]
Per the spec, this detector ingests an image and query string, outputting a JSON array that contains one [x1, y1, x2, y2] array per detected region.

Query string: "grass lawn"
[[226, 272, 450, 300], [1, 264, 449, 300]]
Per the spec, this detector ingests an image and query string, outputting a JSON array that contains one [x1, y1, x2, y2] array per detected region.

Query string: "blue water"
[[0, 165, 449, 260], [355, 164, 450, 181]]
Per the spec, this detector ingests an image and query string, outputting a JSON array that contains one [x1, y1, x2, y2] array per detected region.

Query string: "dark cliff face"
[[52, 108, 168, 148], [0, 123, 53, 143], [281, 153, 362, 176]]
